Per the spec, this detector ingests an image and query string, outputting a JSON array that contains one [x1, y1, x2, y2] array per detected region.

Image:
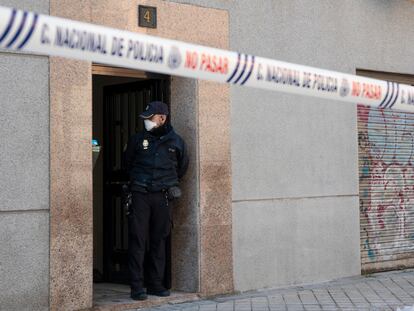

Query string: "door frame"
[[49, 2, 231, 309], [92, 64, 167, 79]]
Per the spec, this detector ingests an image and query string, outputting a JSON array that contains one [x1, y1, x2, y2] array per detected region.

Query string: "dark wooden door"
[[102, 79, 170, 284]]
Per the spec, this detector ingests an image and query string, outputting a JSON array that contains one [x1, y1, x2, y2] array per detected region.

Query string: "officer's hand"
[[168, 186, 182, 200]]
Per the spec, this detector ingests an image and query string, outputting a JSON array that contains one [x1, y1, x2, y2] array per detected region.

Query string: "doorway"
[[92, 65, 170, 286]]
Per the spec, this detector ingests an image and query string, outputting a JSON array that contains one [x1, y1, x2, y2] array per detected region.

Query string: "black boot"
[[147, 289, 170, 297], [131, 290, 148, 300]]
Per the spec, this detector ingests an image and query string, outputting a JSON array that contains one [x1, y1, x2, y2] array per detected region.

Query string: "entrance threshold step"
[[93, 283, 200, 311]]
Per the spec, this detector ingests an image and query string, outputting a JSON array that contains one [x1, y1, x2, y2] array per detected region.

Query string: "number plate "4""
[[138, 5, 157, 29]]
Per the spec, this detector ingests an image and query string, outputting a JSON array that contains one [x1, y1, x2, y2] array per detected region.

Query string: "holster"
[[121, 184, 132, 215]]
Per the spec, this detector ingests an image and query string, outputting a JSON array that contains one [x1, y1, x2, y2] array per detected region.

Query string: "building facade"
[[1, 0, 414, 310]]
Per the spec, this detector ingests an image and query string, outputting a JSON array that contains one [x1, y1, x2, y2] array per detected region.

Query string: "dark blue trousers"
[[128, 191, 172, 292]]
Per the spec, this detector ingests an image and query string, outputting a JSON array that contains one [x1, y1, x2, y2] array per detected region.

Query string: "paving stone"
[[216, 301, 234, 311], [198, 307, 216, 311], [303, 306, 322, 311], [251, 296, 268, 310], [298, 291, 318, 305], [234, 299, 251, 306], [268, 294, 285, 305], [199, 305, 217, 311]]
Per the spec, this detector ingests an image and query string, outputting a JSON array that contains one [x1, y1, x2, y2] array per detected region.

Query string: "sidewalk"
[[129, 270, 414, 311]]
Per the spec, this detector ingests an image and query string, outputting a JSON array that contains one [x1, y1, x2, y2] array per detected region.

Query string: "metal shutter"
[[358, 104, 414, 273]]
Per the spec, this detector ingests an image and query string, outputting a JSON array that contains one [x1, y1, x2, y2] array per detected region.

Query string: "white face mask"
[[144, 119, 158, 131]]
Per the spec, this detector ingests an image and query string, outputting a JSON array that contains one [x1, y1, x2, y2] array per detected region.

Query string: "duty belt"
[[131, 182, 167, 193]]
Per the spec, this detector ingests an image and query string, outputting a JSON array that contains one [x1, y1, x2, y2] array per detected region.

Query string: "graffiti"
[[358, 105, 414, 266]]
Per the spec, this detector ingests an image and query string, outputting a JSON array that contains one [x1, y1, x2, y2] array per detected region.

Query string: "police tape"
[[1, 5, 414, 112]]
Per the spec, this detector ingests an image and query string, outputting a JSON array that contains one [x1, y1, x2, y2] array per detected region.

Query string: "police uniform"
[[125, 101, 189, 299]]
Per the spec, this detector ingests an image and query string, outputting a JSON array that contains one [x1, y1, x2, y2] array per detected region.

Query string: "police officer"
[[125, 101, 189, 301]]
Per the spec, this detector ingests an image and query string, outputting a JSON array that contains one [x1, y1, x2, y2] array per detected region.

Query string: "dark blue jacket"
[[125, 125, 189, 191]]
